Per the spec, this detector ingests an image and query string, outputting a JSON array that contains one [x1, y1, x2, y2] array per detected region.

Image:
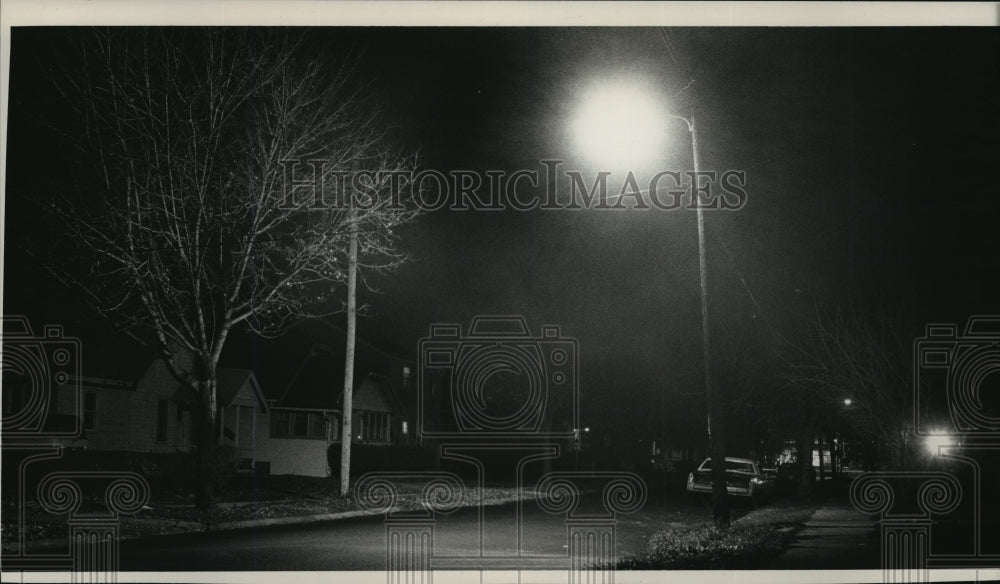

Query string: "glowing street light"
[[843, 398, 853, 406], [571, 81, 667, 169], [924, 429, 956, 456]]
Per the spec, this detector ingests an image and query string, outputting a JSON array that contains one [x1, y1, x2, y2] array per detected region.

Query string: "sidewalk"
[[769, 497, 880, 569]]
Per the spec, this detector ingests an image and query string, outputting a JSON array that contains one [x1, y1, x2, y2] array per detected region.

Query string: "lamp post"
[[572, 82, 729, 525], [671, 112, 729, 526]]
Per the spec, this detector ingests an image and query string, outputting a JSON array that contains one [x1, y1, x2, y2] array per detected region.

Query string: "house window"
[[293, 413, 309, 437], [271, 411, 291, 438], [155, 399, 169, 442], [360, 411, 389, 442], [309, 414, 326, 439], [84, 393, 97, 431], [270, 410, 328, 440]]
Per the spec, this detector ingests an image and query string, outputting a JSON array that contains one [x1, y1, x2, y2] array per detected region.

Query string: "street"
[[120, 488, 741, 571]]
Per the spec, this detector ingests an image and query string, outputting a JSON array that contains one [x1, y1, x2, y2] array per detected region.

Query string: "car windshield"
[[700, 459, 755, 473]]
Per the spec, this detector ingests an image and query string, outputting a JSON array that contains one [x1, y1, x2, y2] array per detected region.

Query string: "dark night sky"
[[4, 27, 1000, 445]]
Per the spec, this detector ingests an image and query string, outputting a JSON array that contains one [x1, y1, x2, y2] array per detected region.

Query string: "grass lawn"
[[617, 498, 818, 569], [2, 474, 542, 546]]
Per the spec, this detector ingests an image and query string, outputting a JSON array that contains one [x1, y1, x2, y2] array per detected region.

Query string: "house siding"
[[47, 342, 407, 478], [219, 384, 267, 464], [255, 427, 331, 477]]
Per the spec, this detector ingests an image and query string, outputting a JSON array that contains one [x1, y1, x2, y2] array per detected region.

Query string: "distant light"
[[572, 81, 665, 169], [402, 421, 408, 435], [584, 427, 590, 433], [924, 429, 955, 456], [843, 398, 853, 406]]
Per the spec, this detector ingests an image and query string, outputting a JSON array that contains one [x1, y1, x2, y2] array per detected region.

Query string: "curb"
[[206, 494, 542, 532], [5, 494, 544, 554], [208, 507, 384, 532]]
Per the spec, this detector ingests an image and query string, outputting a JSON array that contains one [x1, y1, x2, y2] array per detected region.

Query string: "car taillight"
[[687, 472, 693, 486]]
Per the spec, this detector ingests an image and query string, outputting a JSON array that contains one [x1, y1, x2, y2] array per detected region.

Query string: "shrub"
[[625, 523, 783, 569], [619, 502, 815, 569]]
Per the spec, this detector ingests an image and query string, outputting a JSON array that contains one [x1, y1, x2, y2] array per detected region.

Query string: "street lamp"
[[924, 429, 956, 457], [571, 81, 667, 170], [571, 79, 728, 525]]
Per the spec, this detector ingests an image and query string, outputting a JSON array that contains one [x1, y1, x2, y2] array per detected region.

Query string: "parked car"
[[686, 457, 774, 506]]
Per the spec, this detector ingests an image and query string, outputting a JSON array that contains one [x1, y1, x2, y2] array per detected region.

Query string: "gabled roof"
[[216, 368, 268, 412], [219, 317, 415, 416], [366, 373, 409, 418], [271, 350, 408, 417], [276, 346, 343, 410]]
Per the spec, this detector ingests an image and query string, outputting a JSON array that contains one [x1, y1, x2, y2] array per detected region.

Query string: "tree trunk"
[[339, 221, 359, 497], [817, 432, 826, 482], [708, 403, 729, 526], [194, 377, 218, 509]]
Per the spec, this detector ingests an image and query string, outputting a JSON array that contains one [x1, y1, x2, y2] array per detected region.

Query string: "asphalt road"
[[120, 487, 746, 571]]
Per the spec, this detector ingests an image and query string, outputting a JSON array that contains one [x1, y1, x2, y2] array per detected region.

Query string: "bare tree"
[[45, 28, 419, 507], [781, 307, 917, 471]]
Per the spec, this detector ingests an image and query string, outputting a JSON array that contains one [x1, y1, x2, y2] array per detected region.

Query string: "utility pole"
[[339, 218, 359, 497]]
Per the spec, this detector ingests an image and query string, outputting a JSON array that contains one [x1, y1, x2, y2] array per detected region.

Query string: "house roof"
[[19, 312, 413, 416], [220, 318, 414, 417], [216, 368, 268, 411], [276, 347, 343, 410], [269, 348, 408, 416], [365, 373, 409, 416]]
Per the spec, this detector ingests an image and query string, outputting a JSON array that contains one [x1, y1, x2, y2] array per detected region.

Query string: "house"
[[4, 317, 413, 478], [43, 344, 271, 460], [233, 319, 415, 476]]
